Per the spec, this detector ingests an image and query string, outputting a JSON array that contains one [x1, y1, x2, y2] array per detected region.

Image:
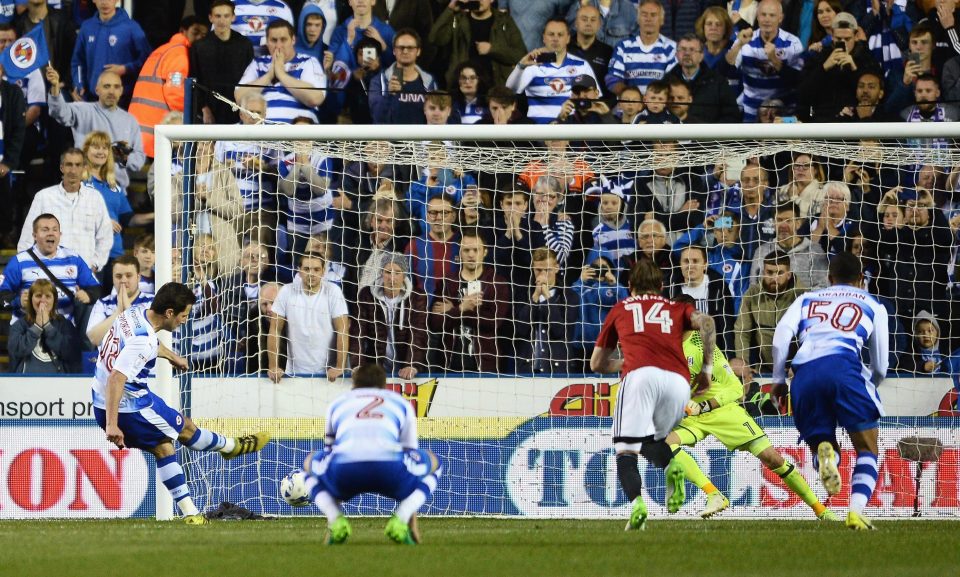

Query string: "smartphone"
[[361, 46, 377, 62], [714, 216, 734, 229], [466, 280, 482, 296], [392, 66, 402, 83], [535, 51, 556, 64], [910, 52, 922, 66], [833, 44, 845, 53], [461, 0, 482, 10], [780, 116, 798, 123]]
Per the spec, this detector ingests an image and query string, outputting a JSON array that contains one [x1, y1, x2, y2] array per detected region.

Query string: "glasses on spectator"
[[394, 45, 419, 52], [535, 192, 560, 200], [824, 196, 846, 203], [794, 162, 812, 169], [460, 74, 478, 81], [426, 209, 454, 217]]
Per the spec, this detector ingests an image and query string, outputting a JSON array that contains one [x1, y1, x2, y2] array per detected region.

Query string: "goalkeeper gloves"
[[762, 382, 790, 415], [685, 400, 713, 416]]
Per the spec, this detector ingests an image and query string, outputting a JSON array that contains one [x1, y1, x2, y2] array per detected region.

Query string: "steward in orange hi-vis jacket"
[[129, 32, 192, 158]]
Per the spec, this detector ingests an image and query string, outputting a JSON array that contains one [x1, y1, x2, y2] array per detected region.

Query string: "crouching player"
[[303, 364, 442, 545], [94, 282, 271, 524], [663, 319, 837, 521]]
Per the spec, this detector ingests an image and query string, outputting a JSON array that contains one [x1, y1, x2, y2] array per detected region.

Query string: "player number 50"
[[624, 302, 674, 333], [808, 301, 863, 332]]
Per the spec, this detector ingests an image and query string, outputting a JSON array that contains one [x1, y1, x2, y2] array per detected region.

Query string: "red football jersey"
[[595, 294, 695, 379]]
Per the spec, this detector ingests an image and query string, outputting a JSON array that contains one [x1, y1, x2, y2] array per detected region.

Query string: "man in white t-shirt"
[[268, 250, 350, 382]]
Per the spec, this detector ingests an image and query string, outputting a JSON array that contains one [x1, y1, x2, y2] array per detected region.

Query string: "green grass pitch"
[[1, 518, 957, 577]]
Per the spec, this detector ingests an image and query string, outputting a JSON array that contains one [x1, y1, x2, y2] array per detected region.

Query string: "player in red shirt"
[[591, 257, 716, 531]]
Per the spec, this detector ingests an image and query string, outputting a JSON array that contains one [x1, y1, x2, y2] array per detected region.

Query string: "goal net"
[[153, 122, 960, 520]]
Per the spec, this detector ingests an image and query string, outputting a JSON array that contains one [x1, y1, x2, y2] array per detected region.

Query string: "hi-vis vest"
[[129, 33, 190, 158]]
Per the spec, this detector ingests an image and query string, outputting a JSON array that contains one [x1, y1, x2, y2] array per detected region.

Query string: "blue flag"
[[0, 25, 49, 80]]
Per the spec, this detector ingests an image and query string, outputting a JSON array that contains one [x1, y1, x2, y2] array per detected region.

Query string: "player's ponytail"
[[629, 256, 663, 295]]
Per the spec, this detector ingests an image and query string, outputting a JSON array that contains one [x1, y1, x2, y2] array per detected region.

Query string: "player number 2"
[[624, 302, 674, 333], [356, 396, 385, 419]]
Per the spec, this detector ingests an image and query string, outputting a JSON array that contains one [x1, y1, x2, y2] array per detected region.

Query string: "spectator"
[[750, 201, 829, 289], [133, 233, 155, 294], [885, 24, 938, 114], [633, 78, 680, 124], [407, 143, 474, 226], [901, 310, 949, 374], [667, 77, 698, 123], [353, 253, 428, 378], [372, 0, 434, 70], [493, 187, 534, 288], [277, 124, 337, 256], [428, 0, 524, 89], [810, 181, 854, 258], [806, 0, 840, 50], [184, 234, 226, 374], [727, 0, 803, 122], [566, 5, 615, 86], [81, 131, 153, 276], [666, 244, 735, 351], [498, 0, 574, 53], [129, 17, 209, 158], [236, 19, 327, 123], [268, 251, 350, 382], [836, 70, 895, 122], [239, 280, 279, 375], [0, 24, 44, 155], [572, 248, 628, 367], [633, 140, 706, 234], [512, 247, 578, 374], [339, 140, 409, 210], [331, 197, 412, 307], [728, 0, 758, 30], [295, 2, 326, 64], [85, 254, 154, 347], [328, 0, 395, 80], [0, 74, 26, 243], [46, 67, 146, 192], [191, 0, 256, 125], [614, 85, 643, 122], [756, 96, 785, 123], [476, 85, 525, 125], [527, 175, 577, 269], [369, 29, 437, 124], [776, 152, 824, 218], [338, 36, 383, 124], [900, 73, 960, 124], [451, 62, 487, 124], [430, 228, 510, 373], [8, 278, 82, 373], [16, 0, 77, 86], [70, 0, 151, 106], [704, 157, 745, 215], [228, 240, 274, 313], [734, 162, 775, 260], [605, 0, 677, 96], [673, 211, 750, 311], [231, 0, 294, 50], [588, 178, 636, 272], [0, 213, 101, 324], [506, 18, 597, 124], [733, 248, 805, 372], [17, 147, 112, 274], [878, 188, 953, 335], [635, 217, 677, 286], [570, 0, 638, 48], [407, 194, 460, 303], [666, 34, 741, 123], [557, 74, 616, 125], [695, 6, 734, 71], [798, 13, 880, 122]]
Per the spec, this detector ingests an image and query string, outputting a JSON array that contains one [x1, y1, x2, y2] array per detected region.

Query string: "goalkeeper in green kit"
[[663, 326, 838, 521]]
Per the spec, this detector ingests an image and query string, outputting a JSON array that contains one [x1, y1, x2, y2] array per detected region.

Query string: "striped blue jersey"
[[215, 138, 276, 210], [605, 34, 677, 93], [507, 54, 598, 123], [592, 218, 636, 263], [188, 280, 223, 362], [324, 387, 418, 462], [0, 245, 99, 322], [239, 53, 326, 123], [278, 151, 337, 234], [92, 306, 158, 413], [232, 0, 294, 47], [735, 29, 804, 122], [772, 285, 889, 385], [458, 98, 485, 124]]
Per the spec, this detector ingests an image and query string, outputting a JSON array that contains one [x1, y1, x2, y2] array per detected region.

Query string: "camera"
[[574, 98, 591, 112], [112, 141, 134, 167], [461, 0, 482, 10], [714, 216, 734, 229], [535, 51, 556, 64], [361, 46, 377, 62], [592, 264, 611, 279]]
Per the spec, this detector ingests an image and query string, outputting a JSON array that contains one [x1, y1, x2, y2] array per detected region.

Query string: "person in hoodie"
[[672, 211, 749, 312], [572, 248, 627, 372], [666, 244, 736, 353], [368, 29, 437, 124], [587, 176, 635, 273], [70, 0, 151, 107], [352, 253, 429, 379]]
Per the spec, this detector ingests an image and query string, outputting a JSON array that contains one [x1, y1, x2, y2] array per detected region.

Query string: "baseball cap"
[[832, 12, 858, 31], [572, 74, 598, 91]]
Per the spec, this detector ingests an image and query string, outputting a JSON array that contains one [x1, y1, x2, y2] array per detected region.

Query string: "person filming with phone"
[[798, 13, 879, 121], [506, 17, 598, 123], [557, 74, 616, 124]]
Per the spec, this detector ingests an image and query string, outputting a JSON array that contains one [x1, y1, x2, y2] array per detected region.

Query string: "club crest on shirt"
[[108, 35, 118, 47], [548, 78, 565, 93], [246, 16, 265, 32]]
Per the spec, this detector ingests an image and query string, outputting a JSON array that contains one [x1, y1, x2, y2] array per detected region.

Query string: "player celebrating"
[[591, 257, 715, 531], [771, 252, 889, 530], [93, 282, 271, 524], [663, 320, 837, 521], [302, 364, 442, 545]]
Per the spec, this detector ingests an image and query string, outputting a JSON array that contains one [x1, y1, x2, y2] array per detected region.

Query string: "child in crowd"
[[901, 311, 948, 374], [134, 233, 156, 294]]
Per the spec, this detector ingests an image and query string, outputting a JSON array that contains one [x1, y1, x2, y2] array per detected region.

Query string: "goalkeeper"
[[664, 328, 838, 521]]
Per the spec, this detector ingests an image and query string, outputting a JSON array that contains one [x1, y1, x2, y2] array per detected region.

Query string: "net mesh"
[[162, 123, 960, 518]]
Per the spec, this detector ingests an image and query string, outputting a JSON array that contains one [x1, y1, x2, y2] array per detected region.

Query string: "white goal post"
[[151, 122, 960, 521]]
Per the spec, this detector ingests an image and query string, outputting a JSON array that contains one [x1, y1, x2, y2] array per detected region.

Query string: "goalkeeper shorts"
[[673, 403, 770, 453]]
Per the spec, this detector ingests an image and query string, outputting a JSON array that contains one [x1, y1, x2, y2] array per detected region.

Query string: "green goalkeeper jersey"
[[683, 331, 745, 408]]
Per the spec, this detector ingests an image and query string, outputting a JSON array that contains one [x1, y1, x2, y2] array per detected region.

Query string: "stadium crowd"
[[1, 0, 960, 407]]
